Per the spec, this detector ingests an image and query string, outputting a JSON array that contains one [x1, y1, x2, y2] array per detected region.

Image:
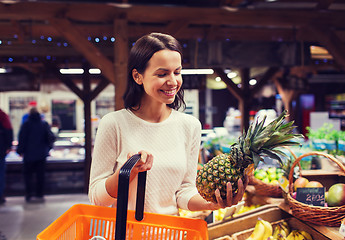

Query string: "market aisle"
[[0, 194, 90, 240]]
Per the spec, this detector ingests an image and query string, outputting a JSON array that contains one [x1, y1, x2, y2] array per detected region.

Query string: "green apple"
[[268, 172, 277, 181], [267, 167, 277, 175], [261, 177, 270, 184], [254, 169, 268, 180]]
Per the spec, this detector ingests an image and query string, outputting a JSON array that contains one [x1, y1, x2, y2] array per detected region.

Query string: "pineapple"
[[196, 110, 303, 203]]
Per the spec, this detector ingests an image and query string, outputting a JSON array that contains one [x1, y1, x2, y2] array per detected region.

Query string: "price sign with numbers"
[[296, 187, 325, 206]]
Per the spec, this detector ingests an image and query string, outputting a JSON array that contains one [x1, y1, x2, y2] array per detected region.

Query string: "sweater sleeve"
[[175, 117, 202, 210], [88, 113, 119, 207]]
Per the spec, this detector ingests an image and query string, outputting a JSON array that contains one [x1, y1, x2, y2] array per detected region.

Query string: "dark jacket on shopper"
[[0, 109, 13, 157], [17, 108, 54, 162]]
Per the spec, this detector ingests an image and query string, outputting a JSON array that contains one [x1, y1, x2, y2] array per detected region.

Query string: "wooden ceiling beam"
[[2, 21, 345, 43], [0, 44, 87, 56], [298, 24, 345, 71], [126, 6, 345, 28], [48, 17, 116, 84], [316, 0, 333, 10], [213, 67, 243, 100], [165, 20, 190, 36], [1, 2, 345, 29]]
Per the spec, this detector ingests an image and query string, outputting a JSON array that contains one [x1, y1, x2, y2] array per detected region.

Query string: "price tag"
[[296, 187, 325, 206], [278, 176, 289, 192]]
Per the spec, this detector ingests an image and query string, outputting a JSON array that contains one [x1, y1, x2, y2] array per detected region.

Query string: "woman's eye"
[[174, 71, 181, 76], [157, 73, 166, 77]]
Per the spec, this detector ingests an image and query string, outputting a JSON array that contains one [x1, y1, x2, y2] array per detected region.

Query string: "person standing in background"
[[21, 100, 38, 124], [0, 108, 13, 205], [17, 107, 54, 203]]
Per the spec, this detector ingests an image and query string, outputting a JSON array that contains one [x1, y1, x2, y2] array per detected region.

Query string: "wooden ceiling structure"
[[1, 0, 345, 190], [1, 0, 345, 111]]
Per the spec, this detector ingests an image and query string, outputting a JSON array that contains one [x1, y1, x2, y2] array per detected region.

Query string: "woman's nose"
[[166, 73, 178, 85]]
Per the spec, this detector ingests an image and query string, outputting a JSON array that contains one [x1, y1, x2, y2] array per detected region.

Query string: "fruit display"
[[232, 204, 261, 218], [246, 218, 272, 240], [286, 151, 345, 227], [179, 201, 261, 222], [291, 177, 345, 208], [196, 110, 302, 203], [245, 218, 313, 240], [253, 167, 284, 185]]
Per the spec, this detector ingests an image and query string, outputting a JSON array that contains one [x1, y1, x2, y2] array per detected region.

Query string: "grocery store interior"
[[1, 0, 345, 239]]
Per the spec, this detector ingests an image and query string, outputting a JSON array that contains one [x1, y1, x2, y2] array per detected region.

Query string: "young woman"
[[88, 33, 246, 216]]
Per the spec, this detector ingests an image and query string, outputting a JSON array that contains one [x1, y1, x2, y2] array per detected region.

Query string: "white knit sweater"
[[88, 109, 201, 216]]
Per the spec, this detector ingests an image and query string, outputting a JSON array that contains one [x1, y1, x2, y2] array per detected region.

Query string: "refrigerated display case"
[[5, 131, 86, 196]]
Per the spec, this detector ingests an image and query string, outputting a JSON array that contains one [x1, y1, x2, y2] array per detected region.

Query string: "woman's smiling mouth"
[[161, 88, 177, 96]]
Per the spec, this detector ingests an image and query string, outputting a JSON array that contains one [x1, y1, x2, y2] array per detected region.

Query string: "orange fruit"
[[305, 181, 323, 188]]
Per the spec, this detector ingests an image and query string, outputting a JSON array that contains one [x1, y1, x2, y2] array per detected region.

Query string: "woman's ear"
[[132, 69, 142, 85]]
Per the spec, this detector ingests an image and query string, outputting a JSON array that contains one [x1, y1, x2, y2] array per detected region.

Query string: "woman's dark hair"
[[123, 32, 185, 111]]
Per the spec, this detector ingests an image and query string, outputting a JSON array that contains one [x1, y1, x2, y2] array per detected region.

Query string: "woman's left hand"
[[209, 175, 248, 210]]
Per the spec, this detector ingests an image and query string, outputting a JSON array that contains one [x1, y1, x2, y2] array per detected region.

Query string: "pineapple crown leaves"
[[236, 110, 303, 168]]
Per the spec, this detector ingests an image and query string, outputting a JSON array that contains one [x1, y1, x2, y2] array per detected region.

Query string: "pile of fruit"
[[246, 218, 313, 240], [292, 177, 345, 207], [214, 203, 262, 221], [253, 167, 284, 185], [179, 203, 261, 222], [232, 204, 261, 218]]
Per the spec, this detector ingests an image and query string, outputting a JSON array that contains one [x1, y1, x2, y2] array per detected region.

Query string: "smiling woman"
[[88, 32, 247, 218]]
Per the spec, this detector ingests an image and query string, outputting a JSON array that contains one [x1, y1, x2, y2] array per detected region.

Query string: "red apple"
[[305, 181, 323, 188], [327, 183, 345, 207], [294, 177, 309, 191]]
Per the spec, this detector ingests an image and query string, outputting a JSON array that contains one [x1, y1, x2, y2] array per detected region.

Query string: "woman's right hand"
[[128, 150, 153, 176]]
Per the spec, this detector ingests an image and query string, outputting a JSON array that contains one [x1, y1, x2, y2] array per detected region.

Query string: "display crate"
[[208, 204, 332, 240]]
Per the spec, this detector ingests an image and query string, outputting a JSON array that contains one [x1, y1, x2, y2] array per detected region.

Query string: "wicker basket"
[[250, 176, 283, 198], [286, 151, 345, 227], [249, 146, 302, 198]]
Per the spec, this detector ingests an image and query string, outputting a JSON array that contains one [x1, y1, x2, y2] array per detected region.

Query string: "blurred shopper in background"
[[0, 108, 13, 205], [17, 107, 55, 203], [21, 100, 37, 124]]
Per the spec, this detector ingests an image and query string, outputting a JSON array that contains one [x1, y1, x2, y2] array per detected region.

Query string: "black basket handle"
[[115, 154, 147, 240]]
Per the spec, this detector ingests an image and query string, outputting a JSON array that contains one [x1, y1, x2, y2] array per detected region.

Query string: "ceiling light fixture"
[[227, 72, 237, 79], [249, 79, 257, 85], [89, 68, 101, 74], [60, 68, 84, 74]]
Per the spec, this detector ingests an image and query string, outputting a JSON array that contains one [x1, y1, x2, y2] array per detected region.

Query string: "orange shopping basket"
[[37, 154, 209, 240]]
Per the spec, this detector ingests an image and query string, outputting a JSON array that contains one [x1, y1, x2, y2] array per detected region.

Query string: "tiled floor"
[[0, 194, 90, 240]]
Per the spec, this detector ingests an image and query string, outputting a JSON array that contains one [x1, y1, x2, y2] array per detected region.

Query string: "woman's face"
[[135, 49, 182, 106]]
